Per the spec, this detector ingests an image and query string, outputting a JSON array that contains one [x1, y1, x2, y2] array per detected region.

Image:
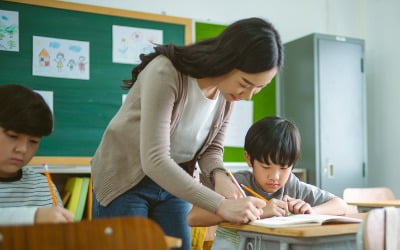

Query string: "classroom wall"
[[363, 0, 400, 197], [62, 0, 400, 197], [61, 0, 362, 42]]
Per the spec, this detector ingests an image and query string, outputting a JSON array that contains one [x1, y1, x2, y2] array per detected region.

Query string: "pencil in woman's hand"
[[227, 170, 247, 197], [240, 184, 268, 202]]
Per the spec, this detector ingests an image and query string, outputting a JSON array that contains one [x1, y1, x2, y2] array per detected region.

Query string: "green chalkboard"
[[195, 21, 277, 162], [0, 0, 190, 156]]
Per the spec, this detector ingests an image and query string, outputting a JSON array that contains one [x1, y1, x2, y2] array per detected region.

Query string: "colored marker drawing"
[[0, 10, 19, 52], [33, 36, 90, 80], [112, 25, 163, 64]]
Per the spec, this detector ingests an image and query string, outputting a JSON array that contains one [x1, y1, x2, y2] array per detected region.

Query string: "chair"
[[0, 217, 179, 250], [343, 187, 395, 202], [358, 207, 400, 250], [191, 226, 216, 250], [343, 187, 395, 213]]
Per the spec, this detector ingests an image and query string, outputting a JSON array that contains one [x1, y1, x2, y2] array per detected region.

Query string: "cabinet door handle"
[[327, 163, 335, 178]]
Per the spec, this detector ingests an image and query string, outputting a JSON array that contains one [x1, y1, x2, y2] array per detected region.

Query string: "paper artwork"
[[224, 100, 253, 147], [32, 36, 90, 80], [35, 90, 54, 113], [112, 25, 163, 64], [0, 10, 19, 51], [250, 214, 362, 228]]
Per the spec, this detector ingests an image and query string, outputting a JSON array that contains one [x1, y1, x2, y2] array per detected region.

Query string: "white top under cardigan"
[[170, 76, 219, 163]]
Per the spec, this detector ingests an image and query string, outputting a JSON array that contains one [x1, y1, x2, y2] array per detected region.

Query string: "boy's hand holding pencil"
[[35, 207, 74, 224], [240, 183, 293, 217], [39, 163, 74, 224]]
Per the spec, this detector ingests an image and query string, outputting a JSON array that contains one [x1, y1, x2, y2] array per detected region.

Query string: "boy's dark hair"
[[123, 17, 283, 89], [244, 116, 301, 167], [0, 84, 53, 137]]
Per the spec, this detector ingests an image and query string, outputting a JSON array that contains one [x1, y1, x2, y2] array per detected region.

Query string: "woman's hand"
[[216, 197, 266, 224], [214, 171, 243, 199], [262, 198, 290, 217], [283, 195, 314, 214]]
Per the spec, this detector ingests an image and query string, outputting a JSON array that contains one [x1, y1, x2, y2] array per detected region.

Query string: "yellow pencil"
[[43, 164, 59, 207], [227, 170, 247, 197], [240, 184, 268, 202]]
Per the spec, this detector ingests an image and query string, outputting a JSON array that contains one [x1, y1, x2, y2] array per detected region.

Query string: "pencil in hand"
[[43, 164, 59, 207], [227, 170, 247, 197], [240, 184, 268, 203]]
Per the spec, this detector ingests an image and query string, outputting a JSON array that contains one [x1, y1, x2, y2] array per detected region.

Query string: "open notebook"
[[250, 214, 362, 228]]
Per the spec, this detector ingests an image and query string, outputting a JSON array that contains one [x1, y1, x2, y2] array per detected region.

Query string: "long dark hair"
[[122, 17, 283, 89], [244, 116, 301, 168]]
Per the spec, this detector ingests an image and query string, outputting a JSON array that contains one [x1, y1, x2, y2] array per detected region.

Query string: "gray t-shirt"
[[234, 170, 335, 205], [212, 170, 336, 250]]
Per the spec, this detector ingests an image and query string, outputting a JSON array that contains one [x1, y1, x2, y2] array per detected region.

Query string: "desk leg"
[[239, 235, 281, 250], [279, 242, 289, 250], [237, 231, 357, 250]]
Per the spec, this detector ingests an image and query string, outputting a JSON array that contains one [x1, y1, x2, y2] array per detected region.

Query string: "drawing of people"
[[78, 56, 87, 73], [39, 49, 50, 67], [67, 59, 76, 71], [54, 52, 65, 72], [131, 31, 143, 64], [118, 37, 128, 57]]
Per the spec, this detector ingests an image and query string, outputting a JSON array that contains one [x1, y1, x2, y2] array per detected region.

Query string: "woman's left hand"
[[214, 171, 244, 199]]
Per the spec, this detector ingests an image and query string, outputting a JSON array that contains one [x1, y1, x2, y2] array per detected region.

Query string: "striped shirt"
[[0, 167, 62, 225]]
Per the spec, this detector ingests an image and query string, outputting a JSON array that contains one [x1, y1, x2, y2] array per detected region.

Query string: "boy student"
[[0, 84, 73, 225], [187, 116, 347, 249]]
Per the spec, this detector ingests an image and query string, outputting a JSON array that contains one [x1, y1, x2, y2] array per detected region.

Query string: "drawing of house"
[[39, 48, 50, 66]]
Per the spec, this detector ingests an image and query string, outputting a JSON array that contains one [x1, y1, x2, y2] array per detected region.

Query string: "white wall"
[[62, 0, 357, 42], [364, 0, 400, 196], [62, 0, 400, 197]]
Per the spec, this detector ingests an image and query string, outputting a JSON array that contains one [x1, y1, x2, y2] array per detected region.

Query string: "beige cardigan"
[[91, 55, 233, 213]]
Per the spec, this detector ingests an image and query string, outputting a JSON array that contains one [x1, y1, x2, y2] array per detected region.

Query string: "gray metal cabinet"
[[278, 33, 367, 196]]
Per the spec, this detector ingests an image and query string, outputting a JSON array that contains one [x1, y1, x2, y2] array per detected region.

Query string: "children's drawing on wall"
[[32, 36, 90, 80], [112, 25, 163, 64], [34, 90, 54, 113], [224, 100, 253, 147], [0, 9, 19, 52]]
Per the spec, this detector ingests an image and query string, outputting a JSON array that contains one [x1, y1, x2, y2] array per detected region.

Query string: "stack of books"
[[63, 177, 92, 221]]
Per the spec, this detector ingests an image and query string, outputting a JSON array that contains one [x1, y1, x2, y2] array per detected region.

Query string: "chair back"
[[343, 187, 395, 214], [343, 187, 395, 202], [359, 207, 400, 250], [0, 217, 169, 250]]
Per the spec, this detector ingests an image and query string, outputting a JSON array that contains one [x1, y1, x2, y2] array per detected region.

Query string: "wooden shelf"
[[28, 156, 92, 166], [27, 165, 90, 174]]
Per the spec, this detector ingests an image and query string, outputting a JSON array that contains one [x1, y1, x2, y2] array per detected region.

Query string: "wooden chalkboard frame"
[[4, 0, 192, 44]]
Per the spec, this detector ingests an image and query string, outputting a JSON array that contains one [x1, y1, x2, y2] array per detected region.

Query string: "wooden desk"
[[347, 200, 400, 208], [347, 200, 400, 212], [0, 217, 182, 250], [219, 214, 366, 250]]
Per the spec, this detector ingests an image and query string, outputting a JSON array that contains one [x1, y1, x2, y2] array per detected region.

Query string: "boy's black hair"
[[244, 116, 301, 167], [0, 84, 53, 137]]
